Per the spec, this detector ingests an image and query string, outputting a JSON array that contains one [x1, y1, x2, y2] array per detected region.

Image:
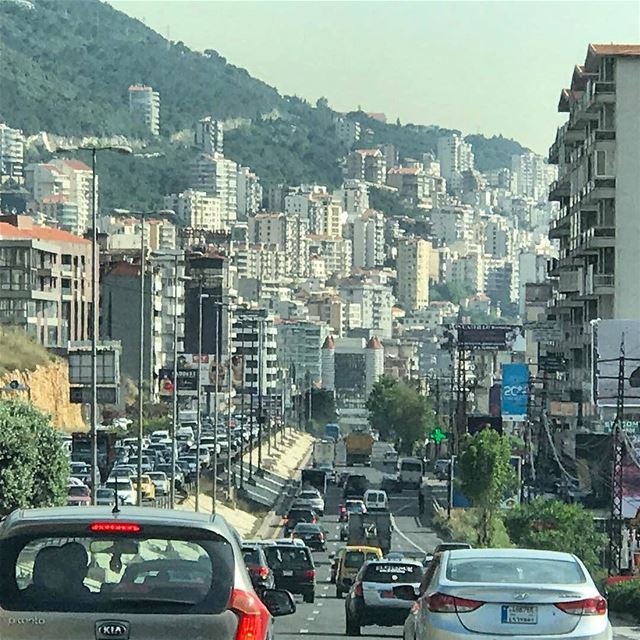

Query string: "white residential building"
[[339, 279, 395, 338], [309, 236, 352, 279], [236, 166, 262, 219], [194, 116, 224, 154], [437, 133, 474, 192], [430, 204, 475, 246], [511, 151, 554, 201], [128, 84, 160, 136], [164, 190, 224, 231], [335, 180, 370, 221], [335, 117, 361, 147], [353, 209, 385, 269], [0, 123, 24, 183], [191, 153, 238, 225], [483, 214, 512, 259], [100, 215, 177, 252], [345, 149, 387, 185], [397, 237, 431, 310]]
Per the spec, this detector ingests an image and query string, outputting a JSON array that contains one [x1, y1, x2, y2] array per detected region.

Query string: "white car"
[[298, 489, 325, 516], [364, 489, 389, 512], [147, 471, 170, 496], [403, 548, 612, 640], [104, 478, 136, 505]]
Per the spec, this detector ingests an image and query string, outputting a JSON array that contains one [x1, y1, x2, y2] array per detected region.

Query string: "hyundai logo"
[[513, 592, 529, 600], [96, 621, 130, 639]]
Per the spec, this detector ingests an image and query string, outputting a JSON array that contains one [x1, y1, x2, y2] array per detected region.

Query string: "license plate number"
[[282, 570, 293, 576], [501, 605, 537, 624]]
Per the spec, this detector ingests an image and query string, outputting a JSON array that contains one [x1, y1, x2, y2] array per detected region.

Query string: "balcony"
[[593, 273, 615, 295], [581, 177, 616, 203], [549, 213, 570, 238], [585, 128, 616, 152], [586, 81, 616, 110], [549, 177, 571, 202], [558, 270, 581, 293]]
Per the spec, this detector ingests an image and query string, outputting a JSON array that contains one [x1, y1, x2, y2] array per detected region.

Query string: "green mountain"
[[1, 0, 527, 210]]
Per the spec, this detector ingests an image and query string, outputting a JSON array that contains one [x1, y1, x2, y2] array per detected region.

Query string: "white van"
[[398, 457, 423, 489], [363, 489, 389, 512]]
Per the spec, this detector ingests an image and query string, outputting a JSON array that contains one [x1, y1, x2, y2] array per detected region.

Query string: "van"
[[334, 545, 383, 598], [363, 489, 388, 512], [398, 457, 423, 489]]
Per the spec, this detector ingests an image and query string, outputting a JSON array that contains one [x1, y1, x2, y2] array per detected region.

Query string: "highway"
[[272, 441, 639, 640]]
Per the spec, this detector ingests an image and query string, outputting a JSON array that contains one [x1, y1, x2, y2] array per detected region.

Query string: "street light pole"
[[137, 213, 145, 507], [226, 303, 233, 502], [212, 302, 219, 514], [170, 253, 179, 507], [195, 283, 204, 512], [257, 317, 263, 474]]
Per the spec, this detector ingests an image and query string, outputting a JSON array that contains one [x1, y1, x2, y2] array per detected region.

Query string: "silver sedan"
[[403, 548, 612, 639]]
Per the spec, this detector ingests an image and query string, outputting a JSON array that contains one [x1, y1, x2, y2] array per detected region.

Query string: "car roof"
[[344, 545, 381, 553], [365, 558, 422, 567], [443, 548, 578, 562]]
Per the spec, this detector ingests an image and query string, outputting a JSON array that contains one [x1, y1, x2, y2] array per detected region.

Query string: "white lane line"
[[394, 501, 414, 514], [323, 585, 329, 590], [390, 513, 426, 554], [307, 616, 315, 621], [313, 610, 320, 614], [300, 629, 309, 634], [317, 602, 324, 607]]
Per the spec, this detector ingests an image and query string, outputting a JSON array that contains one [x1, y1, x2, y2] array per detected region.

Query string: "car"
[[398, 457, 423, 490], [177, 424, 196, 439], [335, 545, 384, 598], [263, 543, 316, 603], [343, 474, 370, 500], [67, 476, 86, 487], [94, 487, 116, 506], [364, 489, 389, 512], [383, 450, 398, 464], [345, 559, 424, 635], [66, 484, 90, 506], [283, 507, 317, 536], [156, 463, 185, 486], [317, 463, 336, 482], [433, 458, 450, 480], [291, 523, 326, 551], [242, 544, 276, 595], [147, 471, 170, 496], [189, 445, 212, 467], [432, 542, 472, 555], [402, 548, 612, 640], [297, 489, 325, 516], [330, 547, 347, 583], [381, 473, 403, 494], [130, 474, 156, 500], [109, 465, 136, 480], [150, 429, 170, 442], [0, 506, 296, 639], [104, 478, 136, 505]]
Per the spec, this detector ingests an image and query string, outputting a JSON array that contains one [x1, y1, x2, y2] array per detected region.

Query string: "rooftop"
[[0, 219, 89, 245]]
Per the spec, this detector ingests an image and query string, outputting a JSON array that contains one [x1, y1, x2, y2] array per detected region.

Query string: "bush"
[[434, 508, 513, 548], [0, 401, 68, 515], [0, 328, 52, 374], [607, 579, 640, 620]]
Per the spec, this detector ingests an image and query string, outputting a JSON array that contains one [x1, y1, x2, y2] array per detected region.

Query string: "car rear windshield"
[[363, 563, 423, 583], [446, 558, 586, 585], [343, 551, 378, 569], [400, 461, 422, 472], [68, 486, 89, 496], [0, 531, 235, 614], [288, 509, 314, 520], [242, 548, 260, 564], [264, 546, 312, 569]]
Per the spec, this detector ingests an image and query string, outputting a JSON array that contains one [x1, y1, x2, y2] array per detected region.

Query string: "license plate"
[[501, 605, 537, 624], [380, 590, 395, 599], [282, 570, 293, 576]]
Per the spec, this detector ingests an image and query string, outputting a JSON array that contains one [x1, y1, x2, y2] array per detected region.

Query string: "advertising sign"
[[501, 363, 529, 420], [467, 416, 503, 435], [539, 353, 566, 373], [529, 322, 564, 343], [457, 325, 525, 351], [593, 319, 640, 408]]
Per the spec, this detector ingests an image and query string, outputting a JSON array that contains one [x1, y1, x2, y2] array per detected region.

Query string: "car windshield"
[[401, 461, 422, 472], [446, 557, 586, 585], [0, 533, 234, 614], [288, 510, 314, 520], [344, 551, 369, 569], [300, 491, 319, 499], [363, 563, 423, 584], [67, 486, 89, 497], [264, 546, 311, 569]]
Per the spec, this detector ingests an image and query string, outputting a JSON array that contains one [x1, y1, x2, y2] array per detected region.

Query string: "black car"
[[242, 544, 275, 595], [291, 523, 326, 551], [283, 507, 317, 536], [263, 544, 316, 603], [343, 474, 370, 500]]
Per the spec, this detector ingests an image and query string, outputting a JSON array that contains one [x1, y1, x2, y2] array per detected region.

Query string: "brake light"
[[555, 597, 607, 616], [230, 588, 271, 640], [89, 522, 141, 533], [304, 569, 316, 579], [354, 582, 363, 597], [428, 592, 484, 613], [257, 566, 270, 579]]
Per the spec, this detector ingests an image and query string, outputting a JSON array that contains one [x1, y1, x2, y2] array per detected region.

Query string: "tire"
[[304, 590, 315, 604], [335, 587, 342, 598], [345, 614, 361, 636]]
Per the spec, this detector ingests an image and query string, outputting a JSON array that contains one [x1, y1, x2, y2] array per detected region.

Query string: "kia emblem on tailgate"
[[96, 621, 130, 639]]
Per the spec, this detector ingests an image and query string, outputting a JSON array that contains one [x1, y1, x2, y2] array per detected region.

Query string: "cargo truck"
[[344, 431, 374, 466], [347, 512, 393, 555], [313, 438, 336, 468]]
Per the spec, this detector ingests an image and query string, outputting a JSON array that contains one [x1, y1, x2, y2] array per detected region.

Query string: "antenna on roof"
[[112, 473, 121, 515]]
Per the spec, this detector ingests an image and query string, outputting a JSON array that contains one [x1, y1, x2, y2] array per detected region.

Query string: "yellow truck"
[[345, 431, 374, 466]]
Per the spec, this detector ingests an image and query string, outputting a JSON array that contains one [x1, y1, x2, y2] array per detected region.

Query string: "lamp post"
[[55, 144, 132, 504], [137, 212, 146, 506], [195, 287, 209, 512]]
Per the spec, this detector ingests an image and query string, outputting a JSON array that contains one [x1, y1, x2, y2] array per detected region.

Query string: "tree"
[[458, 429, 516, 546], [365, 376, 398, 441], [0, 401, 68, 515], [503, 498, 606, 577]]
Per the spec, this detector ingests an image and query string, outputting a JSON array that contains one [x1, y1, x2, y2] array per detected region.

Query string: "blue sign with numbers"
[[501, 363, 529, 420]]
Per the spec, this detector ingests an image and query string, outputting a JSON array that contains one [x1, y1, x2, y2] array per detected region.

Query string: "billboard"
[[457, 325, 525, 351], [592, 320, 640, 408], [539, 353, 566, 373], [467, 415, 503, 435], [575, 433, 613, 509], [501, 363, 529, 420]]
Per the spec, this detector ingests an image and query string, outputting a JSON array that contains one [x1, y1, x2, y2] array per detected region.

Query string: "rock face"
[[0, 361, 86, 432]]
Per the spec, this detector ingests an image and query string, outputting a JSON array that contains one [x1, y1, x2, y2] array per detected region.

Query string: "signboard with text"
[[501, 363, 529, 420], [457, 325, 525, 351]]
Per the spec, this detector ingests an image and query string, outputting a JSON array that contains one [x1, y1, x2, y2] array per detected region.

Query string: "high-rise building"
[[335, 180, 370, 221], [236, 166, 262, 220], [397, 238, 431, 310], [276, 319, 329, 384], [546, 44, 640, 416], [191, 153, 238, 226], [437, 133, 474, 192], [194, 116, 224, 154], [164, 189, 224, 231], [353, 209, 385, 269], [128, 84, 160, 136], [345, 149, 387, 185], [339, 279, 394, 338], [386, 166, 429, 204], [0, 123, 24, 183], [430, 204, 475, 246], [335, 117, 361, 147], [511, 152, 553, 201]]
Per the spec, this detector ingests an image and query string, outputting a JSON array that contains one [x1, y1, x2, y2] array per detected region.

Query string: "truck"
[[347, 512, 393, 555], [324, 423, 341, 442], [301, 468, 328, 496], [313, 439, 336, 468], [344, 430, 374, 466]]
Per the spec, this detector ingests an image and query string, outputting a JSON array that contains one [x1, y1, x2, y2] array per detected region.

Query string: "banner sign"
[[457, 325, 525, 351], [501, 363, 529, 420], [467, 416, 503, 435], [539, 353, 566, 373]]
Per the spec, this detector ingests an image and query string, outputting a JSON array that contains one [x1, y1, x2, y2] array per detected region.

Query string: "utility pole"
[[239, 353, 246, 490], [257, 316, 263, 474], [170, 253, 179, 507], [195, 283, 203, 512], [136, 213, 145, 506], [212, 303, 219, 514], [226, 303, 233, 502]]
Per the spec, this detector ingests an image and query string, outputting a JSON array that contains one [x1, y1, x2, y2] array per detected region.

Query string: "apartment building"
[[335, 117, 361, 147], [275, 319, 329, 384], [99, 215, 177, 252], [345, 149, 387, 185], [546, 44, 640, 411], [165, 189, 224, 231], [308, 235, 352, 279], [339, 279, 394, 338], [128, 84, 160, 136], [194, 116, 224, 155], [483, 214, 513, 259], [353, 209, 385, 269], [386, 166, 429, 204], [0, 123, 24, 183], [430, 204, 475, 246], [437, 133, 474, 192], [335, 179, 370, 221], [447, 250, 486, 295], [190, 153, 238, 226], [236, 166, 262, 220], [0, 215, 93, 347], [511, 151, 554, 201], [397, 237, 431, 311]]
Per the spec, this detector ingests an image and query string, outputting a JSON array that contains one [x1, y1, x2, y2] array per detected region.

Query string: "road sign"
[[430, 427, 447, 444]]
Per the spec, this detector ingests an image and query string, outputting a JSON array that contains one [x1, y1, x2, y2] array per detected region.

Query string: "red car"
[[67, 484, 91, 506]]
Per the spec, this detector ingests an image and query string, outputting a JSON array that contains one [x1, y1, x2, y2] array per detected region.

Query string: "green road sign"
[[431, 427, 447, 444]]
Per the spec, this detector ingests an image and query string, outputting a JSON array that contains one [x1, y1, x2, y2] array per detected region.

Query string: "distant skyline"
[[110, 1, 640, 154]]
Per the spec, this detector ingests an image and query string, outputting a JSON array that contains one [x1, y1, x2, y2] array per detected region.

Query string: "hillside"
[[1, 0, 527, 209]]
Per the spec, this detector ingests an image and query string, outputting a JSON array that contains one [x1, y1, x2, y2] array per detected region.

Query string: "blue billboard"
[[501, 363, 529, 420]]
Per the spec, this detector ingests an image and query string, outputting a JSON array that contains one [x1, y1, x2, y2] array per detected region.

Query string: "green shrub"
[[607, 579, 640, 620]]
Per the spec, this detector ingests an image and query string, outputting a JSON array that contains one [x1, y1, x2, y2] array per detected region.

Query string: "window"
[[595, 150, 607, 176], [362, 563, 423, 584]]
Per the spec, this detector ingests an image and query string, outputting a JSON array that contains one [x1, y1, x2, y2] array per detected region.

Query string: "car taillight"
[[555, 597, 607, 616], [304, 569, 316, 579], [230, 588, 271, 640], [427, 592, 484, 613], [89, 522, 141, 533], [257, 566, 270, 579], [312, 518, 317, 524], [354, 582, 363, 597]]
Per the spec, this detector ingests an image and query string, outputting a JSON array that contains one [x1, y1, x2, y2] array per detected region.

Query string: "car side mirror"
[[261, 589, 296, 617], [394, 585, 418, 601]]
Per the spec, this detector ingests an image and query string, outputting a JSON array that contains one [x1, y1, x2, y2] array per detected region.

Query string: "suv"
[[343, 474, 370, 500], [0, 506, 296, 639], [242, 544, 275, 595], [291, 523, 326, 551], [345, 559, 423, 635], [283, 507, 317, 536], [263, 543, 316, 603]]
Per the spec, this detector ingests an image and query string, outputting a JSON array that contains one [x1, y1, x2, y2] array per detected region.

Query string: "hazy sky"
[[110, 1, 640, 153]]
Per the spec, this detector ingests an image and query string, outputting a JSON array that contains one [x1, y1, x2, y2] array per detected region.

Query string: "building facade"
[[0, 123, 24, 184], [128, 84, 160, 136], [397, 237, 431, 310]]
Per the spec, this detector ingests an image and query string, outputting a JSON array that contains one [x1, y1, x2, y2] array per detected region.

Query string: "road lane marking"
[[307, 617, 315, 621], [390, 513, 426, 554], [300, 629, 309, 634]]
